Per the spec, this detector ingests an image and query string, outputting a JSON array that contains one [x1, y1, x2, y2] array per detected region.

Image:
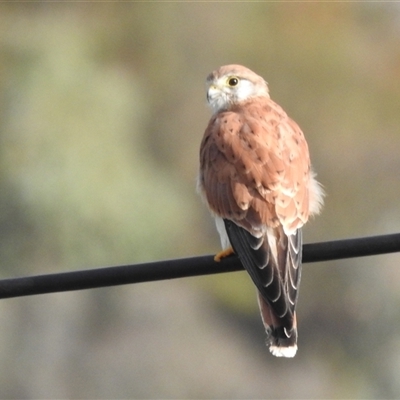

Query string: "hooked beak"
[[207, 84, 220, 103]]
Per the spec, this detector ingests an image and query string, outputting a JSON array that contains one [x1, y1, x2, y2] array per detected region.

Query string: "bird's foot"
[[214, 246, 235, 262]]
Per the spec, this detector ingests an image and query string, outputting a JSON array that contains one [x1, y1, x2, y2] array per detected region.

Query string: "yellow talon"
[[214, 246, 235, 262]]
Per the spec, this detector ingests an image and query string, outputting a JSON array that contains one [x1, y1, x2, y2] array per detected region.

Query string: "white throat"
[[207, 80, 269, 114]]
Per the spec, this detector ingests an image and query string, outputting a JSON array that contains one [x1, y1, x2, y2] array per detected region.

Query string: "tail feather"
[[223, 219, 301, 358], [257, 291, 298, 358]]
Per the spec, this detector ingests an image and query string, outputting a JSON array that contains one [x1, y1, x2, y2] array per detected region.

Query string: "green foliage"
[[0, 9, 199, 271]]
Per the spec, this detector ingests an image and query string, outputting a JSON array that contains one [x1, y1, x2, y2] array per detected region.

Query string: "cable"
[[0, 232, 399, 299]]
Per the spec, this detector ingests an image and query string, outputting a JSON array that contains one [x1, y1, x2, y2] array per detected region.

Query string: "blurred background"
[[0, 2, 400, 398]]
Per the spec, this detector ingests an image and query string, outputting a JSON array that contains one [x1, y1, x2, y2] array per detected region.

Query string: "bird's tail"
[[257, 292, 298, 358]]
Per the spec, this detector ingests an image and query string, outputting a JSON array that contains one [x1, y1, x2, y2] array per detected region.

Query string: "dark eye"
[[228, 77, 239, 86]]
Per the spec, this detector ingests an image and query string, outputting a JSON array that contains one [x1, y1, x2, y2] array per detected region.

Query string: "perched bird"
[[198, 65, 323, 357]]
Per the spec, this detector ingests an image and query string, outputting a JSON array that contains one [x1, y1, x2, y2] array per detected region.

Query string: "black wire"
[[0, 232, 400, 299]]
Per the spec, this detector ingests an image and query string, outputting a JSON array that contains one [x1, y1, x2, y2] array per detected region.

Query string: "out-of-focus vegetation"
[[1, 3, 400, 398]]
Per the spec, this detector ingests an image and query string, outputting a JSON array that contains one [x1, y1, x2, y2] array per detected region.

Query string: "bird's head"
[[206, 64, 270, 114]]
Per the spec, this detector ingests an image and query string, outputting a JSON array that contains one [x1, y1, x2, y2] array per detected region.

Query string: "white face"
[[206, 74, 269, 113]]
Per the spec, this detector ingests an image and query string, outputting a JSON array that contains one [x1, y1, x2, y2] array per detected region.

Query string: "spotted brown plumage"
[[198, 64, 323, 357]]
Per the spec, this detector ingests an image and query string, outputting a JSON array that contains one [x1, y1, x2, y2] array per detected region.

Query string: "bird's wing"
[[199, 97, 311, 235]]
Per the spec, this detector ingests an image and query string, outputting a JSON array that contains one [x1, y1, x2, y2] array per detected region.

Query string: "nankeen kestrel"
[[198, 65, 323, 357]]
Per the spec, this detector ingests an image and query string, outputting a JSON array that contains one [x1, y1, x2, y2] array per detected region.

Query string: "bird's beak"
[[207, 84, 220, 103]]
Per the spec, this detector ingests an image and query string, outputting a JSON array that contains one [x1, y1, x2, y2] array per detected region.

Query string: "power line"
[[0, 232, 400, 300]]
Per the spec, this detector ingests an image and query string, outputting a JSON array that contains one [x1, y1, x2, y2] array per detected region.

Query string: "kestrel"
[[198, 65, 323, 357]]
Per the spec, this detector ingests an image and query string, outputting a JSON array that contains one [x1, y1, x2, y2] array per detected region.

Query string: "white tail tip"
[[269, 345, 297, 358]]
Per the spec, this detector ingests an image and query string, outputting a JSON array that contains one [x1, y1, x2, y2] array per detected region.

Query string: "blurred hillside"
[[0, 3, 400, 398]]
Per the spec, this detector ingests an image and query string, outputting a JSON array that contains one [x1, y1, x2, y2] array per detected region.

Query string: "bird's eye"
[[228, 77, 239, 87]]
